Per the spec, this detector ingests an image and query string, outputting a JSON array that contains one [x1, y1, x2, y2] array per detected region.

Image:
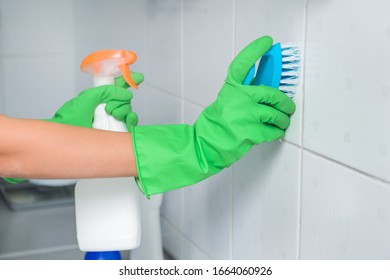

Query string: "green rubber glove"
[[3, 72, 143, 184], [131, 36, 296, 197], [47, 72, 143, 128]]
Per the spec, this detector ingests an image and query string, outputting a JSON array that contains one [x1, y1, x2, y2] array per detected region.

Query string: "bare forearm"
[[0, 114, 137, 179]]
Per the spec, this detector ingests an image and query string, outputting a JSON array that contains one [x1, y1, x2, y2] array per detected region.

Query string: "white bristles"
[[280, 43, 301, 97]]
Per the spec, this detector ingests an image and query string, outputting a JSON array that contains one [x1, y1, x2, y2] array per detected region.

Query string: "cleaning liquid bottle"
[[76, 50, 141, 260]]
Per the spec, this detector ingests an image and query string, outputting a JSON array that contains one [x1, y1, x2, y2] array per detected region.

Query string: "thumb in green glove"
[[131, 36, 295, 197]]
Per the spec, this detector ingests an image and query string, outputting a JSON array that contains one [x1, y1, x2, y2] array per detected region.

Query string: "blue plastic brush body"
[[253, 43, 282, 87], [243, 64, 256, 85], [243, 42, 300, 97]]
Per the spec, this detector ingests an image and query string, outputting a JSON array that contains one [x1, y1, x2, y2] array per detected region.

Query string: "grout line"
[[161, 216, 214, 260], [230, 0, 237, 260], [0, 244, 80, 260], [181, 234, 214, 260], [181, 97, 207, 109], [0, 5, 6, 114], [143, 82, 183, 101], [297, 145, 304, 260], [296, 0, 310, 261], [144, 80, 210, 112], [1, 51, 70, 59], [283, 140, 390, 186], [179, 0, 185, 259], [0, 19, 4, 114], [161, 215, 183, 236], [70, 0, 77, 98], [180, 0, 185, 124]]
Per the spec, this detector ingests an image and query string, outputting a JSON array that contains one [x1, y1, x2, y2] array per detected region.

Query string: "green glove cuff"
[[132, 124, 222, 197]]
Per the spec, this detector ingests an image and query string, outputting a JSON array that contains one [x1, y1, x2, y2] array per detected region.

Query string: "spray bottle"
[[76, 50, 141, 260]]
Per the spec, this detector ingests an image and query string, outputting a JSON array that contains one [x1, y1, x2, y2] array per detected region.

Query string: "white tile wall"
[[144, 0, 182, 96], [182, 168, 233, 259], [155, 0, 390, 260], [2, 0, 390, 260], [0, 0, 73, 55], [161, 217, 183, 259], [304, 0, 390, 182], [3, 55, 74, 118], [182, 0, 234, 107], [300, 151, 390, 259], [182, 237, 212, 260], [233, 142, 300, 259], [137, 84, 181, 125], [0, 0, 75, 118]]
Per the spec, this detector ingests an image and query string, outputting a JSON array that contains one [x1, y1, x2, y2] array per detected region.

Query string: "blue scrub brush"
[[243, 42, 301, 98]]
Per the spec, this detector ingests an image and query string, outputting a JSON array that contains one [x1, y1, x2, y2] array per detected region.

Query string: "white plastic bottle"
[[75, 50, 141, 252]]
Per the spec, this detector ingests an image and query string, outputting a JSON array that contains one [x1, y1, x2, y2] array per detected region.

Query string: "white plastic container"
[[75, 50, 141, 251]]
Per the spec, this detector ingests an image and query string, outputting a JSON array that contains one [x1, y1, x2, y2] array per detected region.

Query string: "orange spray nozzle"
[[80, 50, 138, 89]]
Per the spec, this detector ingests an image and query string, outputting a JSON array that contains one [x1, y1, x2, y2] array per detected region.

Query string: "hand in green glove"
[[48, 72, 143, 129], [3, 72, 144, 184], [131, 36, 296, 197]]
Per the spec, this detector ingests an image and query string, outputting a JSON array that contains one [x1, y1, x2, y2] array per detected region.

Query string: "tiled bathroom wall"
[[1, 0, 390, 260], [144, 0, 390, 260], [0, 0, 75, 119]]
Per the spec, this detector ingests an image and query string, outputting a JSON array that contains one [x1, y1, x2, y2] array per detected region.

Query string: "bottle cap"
[[80, 50, 138, 89]]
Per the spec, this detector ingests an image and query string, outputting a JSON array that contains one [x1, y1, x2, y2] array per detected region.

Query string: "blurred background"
[[0, 0, 389, 259]]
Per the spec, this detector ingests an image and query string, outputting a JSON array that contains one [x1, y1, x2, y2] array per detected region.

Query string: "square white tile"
[[144, 0, 181, 96], [183, 0, 234, 107], [3, 55, 74, 118], [161, 188, 183, 235], [182, 238, 212, 260], [232, 142, 300, 259], [161, 217, 183, 260], [304, 0, 390, 181], [74, 0, 146, 73], [182, 167, 233, 260], [1, 0, 73, 54], [235, 0, 307, 145], [300, 151, 390, 259], [137, 85, 181, 125]]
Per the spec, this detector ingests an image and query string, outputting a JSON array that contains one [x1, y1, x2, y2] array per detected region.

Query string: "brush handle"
[[243, 65, 256, 85], [242, 43, 282, 88]]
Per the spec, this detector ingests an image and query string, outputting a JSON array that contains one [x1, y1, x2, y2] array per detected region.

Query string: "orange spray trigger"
[[80, 50, 138, 89], [119, 64, 138, 89]]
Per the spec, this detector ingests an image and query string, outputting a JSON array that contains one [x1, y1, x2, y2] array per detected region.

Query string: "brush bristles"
[[280, 44, 301, 97]]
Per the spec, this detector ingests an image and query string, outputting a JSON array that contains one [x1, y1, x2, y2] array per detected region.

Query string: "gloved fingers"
[[257, 124, 285, 142], [115, 72, 144, 89], [249, 85, 296, 115], [226, 36, 273, 85], [101, 86, 134, 103], [257, 104, 291, 130], [105, 102, 131, 122], [76, 85, 132, 109], [125, 112, 139, 129]]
